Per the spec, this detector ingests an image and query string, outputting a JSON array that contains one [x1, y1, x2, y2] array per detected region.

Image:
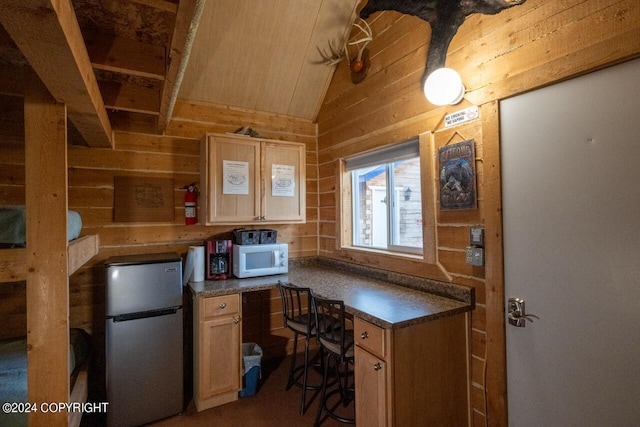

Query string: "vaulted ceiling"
[[0, 0, 360, 147]]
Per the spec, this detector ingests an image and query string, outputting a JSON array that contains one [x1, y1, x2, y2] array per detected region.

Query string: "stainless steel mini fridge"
[[105, 253, 183, 427]]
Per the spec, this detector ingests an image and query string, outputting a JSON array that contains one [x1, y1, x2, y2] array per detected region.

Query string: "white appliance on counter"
[[233, 243, 288, 278]]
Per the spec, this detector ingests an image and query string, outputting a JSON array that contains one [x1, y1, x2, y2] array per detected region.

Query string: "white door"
[[500, 58, 640, 426]]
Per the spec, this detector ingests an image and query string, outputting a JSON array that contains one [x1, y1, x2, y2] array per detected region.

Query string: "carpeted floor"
[[150, 353, 353, 427]]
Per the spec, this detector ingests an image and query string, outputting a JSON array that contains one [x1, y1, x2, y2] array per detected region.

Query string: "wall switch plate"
[[471, 247, 484, 266], [470, 227, 484, 246]]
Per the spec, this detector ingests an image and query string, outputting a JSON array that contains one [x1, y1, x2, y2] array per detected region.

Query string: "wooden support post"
[[24, 81, 70, 427], [481, 100, 508, 427]]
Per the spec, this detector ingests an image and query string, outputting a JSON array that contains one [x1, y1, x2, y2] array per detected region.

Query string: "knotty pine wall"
[[316, 0, 640, 426], [0, 102, 318, 361]]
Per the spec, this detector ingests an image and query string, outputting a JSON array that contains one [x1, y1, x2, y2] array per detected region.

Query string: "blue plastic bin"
[[239, 365, 260, 397], [239, 343, 262, 397]]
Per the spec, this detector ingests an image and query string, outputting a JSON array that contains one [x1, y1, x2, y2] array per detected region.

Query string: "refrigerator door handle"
[[110, 306, 181, 322]]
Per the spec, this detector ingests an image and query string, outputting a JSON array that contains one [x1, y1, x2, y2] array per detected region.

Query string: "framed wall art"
[[438, 139, 477, 210], [114, 176, 175, 222]]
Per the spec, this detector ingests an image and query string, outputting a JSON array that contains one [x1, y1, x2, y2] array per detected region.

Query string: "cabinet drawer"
[[202, 294, 240, 319], [354, 317, 386, 359]]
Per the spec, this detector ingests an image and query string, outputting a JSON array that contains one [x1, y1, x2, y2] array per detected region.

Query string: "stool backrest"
[[312, 295, 350, 361], [278, 281, 313, 331]]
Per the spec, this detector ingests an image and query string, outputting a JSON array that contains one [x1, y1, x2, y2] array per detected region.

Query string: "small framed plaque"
[[114, 176, 175, 222]]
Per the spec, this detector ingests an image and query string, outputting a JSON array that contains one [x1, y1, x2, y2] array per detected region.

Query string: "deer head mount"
[[359, 0, 527, 81], [320, 18, 373, 84]]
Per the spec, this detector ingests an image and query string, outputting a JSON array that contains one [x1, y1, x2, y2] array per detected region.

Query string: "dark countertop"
[[189, 257, 474, 329]]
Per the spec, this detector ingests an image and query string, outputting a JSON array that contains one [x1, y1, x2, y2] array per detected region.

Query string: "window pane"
[[353, 165, 387, 248], [390, 157, 422, 248], [352, 156, 423, 252]]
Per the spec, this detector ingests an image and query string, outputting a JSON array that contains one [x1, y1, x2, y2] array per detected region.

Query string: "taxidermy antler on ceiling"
[[359, 0, 527, 80]]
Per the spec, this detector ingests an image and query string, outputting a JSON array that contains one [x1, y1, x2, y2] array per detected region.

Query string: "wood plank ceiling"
[[0, 0, 360, 146], [179, 0, 359, 121]]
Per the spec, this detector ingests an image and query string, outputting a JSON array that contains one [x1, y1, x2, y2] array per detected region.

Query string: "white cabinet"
[[200, 133, 306, 224]]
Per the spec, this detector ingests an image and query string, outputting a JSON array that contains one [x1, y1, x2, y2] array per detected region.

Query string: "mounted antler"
[[318, 40, 348, 66], [318, 18, 374, 84], [347, 18, 373, 73]]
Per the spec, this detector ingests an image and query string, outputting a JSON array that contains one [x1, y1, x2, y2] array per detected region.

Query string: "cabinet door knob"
[[219, 303, 226, 309], [361, 331, 369, 339], [373, 363, 382, 371], [233, 317, 240, 324]]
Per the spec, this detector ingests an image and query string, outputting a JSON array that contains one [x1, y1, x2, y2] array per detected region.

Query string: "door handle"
[[508, 297, 539, 327]]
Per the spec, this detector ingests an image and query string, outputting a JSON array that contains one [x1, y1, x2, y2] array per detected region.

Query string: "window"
[[346, 139, 422, 254]]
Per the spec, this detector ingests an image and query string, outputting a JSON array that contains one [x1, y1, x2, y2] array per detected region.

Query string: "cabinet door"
[[262, 141, 306, 222], [355, 346, 388, 427], [206, 136, 261, 223], [199, 315, 241, 398]]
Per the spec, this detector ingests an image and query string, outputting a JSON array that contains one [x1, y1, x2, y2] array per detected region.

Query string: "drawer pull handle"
[[373, 363, 382, 371], [219, 303, 227, 309], [361, 331, 369, 339]]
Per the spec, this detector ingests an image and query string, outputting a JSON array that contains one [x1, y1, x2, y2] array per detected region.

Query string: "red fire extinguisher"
[[183, 183, 199, 225]]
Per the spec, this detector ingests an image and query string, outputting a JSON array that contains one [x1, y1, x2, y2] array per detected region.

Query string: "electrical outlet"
[[466, 246, 484, 266], [465, 247, 474, 265]]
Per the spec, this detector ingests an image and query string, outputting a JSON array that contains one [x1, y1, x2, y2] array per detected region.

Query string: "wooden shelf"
[[0, 234, 99, 283], [68, 235, 100, 276]]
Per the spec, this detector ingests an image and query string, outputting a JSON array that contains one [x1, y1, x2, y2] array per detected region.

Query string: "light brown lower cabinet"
[[193, 294, 242, 412], [354, 314, 469, 426], [355, 345, 388, 427]]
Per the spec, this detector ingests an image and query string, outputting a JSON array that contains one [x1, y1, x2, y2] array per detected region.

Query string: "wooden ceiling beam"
[[98, 80, 160, 115], [85, 31, 166, 81], [109, 110, 158, 135], [0, 0, 113, 148], [157, 0, 205, 133]]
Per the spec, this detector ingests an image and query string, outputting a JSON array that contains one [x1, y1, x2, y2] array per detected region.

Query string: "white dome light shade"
[[423, 68, 466, 106]]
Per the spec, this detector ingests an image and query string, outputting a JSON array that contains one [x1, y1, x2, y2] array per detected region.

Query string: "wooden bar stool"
[[311, 294, 355, 426], [278, 281, 323, 415]]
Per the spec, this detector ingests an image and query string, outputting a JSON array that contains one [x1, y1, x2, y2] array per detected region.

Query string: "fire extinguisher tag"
[[185, 203, 196, 218], [183, 183, 199, 225]]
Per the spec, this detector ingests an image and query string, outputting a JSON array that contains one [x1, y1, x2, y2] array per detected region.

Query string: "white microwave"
[[232, 243, 288, 278]]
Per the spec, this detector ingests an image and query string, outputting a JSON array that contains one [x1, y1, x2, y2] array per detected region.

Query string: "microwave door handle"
[[272, 250, 279, 267]]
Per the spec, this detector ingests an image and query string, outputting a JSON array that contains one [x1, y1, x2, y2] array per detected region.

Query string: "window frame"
[[342, 136, 432, 258]]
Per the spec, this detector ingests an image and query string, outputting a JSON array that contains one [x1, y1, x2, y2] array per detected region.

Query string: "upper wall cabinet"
[[200, 133, 306, 224]]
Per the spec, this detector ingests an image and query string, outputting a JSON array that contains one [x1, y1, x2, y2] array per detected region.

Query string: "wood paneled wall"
[[316, 0, 640, 425], [0, 101, 318, 356], [1, 0, 638, 422]]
